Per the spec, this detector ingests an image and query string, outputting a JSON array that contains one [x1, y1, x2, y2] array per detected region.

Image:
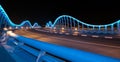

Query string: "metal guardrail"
[[7, 31, 120, 62]]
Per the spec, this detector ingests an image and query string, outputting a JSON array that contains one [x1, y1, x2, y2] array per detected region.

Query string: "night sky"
[[0, 0, 120, 26]]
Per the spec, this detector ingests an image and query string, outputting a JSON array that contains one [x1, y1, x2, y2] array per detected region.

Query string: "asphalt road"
[[14, 29, 120, 59]]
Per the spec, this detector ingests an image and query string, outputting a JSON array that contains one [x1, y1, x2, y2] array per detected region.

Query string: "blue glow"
[[45, 15, 120, 28], [45, 21, 53, 28], [32, 23, 41, 28], [0, 5, 40, 28], [19, 20, 33, 27], [12, 35, 120, 62]]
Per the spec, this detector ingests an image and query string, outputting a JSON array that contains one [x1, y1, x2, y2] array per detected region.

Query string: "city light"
[[62, 27, 64, 30], [7, 31, 17, 37], [3, 27, 8, 30], [9, 27, 12, 30], [0, 4, 120, 62], [16, 26, 18, 29], [21, 27, 23, 29], [75, 28, 78, 31]]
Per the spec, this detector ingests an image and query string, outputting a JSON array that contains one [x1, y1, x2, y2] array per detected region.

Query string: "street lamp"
[[62, 27, 64, 30], [9, 27, 12, 30], [3, 27, 8, 30], [75, 28, 78, 31]]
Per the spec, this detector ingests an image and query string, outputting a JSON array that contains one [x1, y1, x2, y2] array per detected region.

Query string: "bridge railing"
[[7, 31, 120, 62]]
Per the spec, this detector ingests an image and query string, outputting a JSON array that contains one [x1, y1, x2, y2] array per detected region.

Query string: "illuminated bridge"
[[46, 15, 120, 35], [0, 5, 120, 62]]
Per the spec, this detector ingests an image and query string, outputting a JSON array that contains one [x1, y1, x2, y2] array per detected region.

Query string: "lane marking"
[[65, 33, 70, 35], [92, 35, 99, 38], [59, 32, 63, 34], [54, 32, 58, 34], [81, 34, 87, 36], [104, 36, 113, 39], [49, 36, 120, 49], [25, 30, 120, 49], [72, 33, 78, 36]]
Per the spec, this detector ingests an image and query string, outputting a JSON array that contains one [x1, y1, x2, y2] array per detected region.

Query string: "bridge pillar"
[[69, 18, 73, 34], [111, 24, 114, 34], [98, 26, 101, 31], [92, 26, 95, 33], [82, 24, 84, 31], [92, 26, 95, 30], [64, 19, 67, 30], [73, 20, 75, 27], [67, 19, 69, 30], [77, 22, 80, 31], [105, 26, 107, 33], [117, 21, 120, 34], [87, 26, 89, 30], [97, 26, 101, 33]]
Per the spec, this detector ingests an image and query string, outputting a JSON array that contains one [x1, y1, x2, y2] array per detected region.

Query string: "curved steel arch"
[[0, 5, 40, 28], [45, 21, 53, 28], [32, 22, 41, 28], [0, 5, 16, 27], [19, 20, 33, 27], [52, 15, 120, 28]]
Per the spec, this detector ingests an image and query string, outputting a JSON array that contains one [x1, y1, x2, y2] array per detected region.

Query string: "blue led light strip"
[[0, 5, 41, 28], [51, 15, 120, 28]]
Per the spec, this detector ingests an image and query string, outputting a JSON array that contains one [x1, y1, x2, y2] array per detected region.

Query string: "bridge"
[[0, 5, 120, 62], [45, 15, 120, 35]]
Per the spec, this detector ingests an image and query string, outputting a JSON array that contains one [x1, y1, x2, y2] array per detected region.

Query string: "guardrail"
[[7, 31, 120, 62]]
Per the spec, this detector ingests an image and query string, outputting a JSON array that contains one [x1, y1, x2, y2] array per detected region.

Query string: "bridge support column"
[[87, 26, 89, 30], [98, 26, 101, 33], [105, 26, 107, 33], [67, 19, 70, 32], [92, 26, 95, 33], [61, 19, 63, 28], [60, 19, 63, 32], [117, 21, 120, 34], [64, 18, 67, 30], [92, 26, 94, 30], [77, 22, 80, 31], [73, 20, 75, 29], [111, 24, 114, 34], [70, 18, 72, 33], [82, 24, 84, 32]]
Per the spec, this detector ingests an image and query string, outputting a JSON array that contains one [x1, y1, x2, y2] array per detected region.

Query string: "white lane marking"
[[50, 36, 120, 49], [26, 30, 120, 49], [104, 36, 113, 39], [54, 32, 58, 34], [65, 33, 70, 35], [46, 31, 49, 32], [72, 33, 78, 36], [81, 34, 87, 36], [92, 35, 99, 38], [59, 32, 63, 34]]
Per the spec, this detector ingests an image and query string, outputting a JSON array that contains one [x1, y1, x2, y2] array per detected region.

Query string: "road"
[[14, 29, 120, 59]]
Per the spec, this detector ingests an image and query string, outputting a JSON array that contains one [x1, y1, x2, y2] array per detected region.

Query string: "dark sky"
[[0, 0, 120, 26]]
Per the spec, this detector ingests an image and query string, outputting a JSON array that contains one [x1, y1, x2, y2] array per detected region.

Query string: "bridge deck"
[[0, 44, 15, 62], [14, 29, 120, 59]]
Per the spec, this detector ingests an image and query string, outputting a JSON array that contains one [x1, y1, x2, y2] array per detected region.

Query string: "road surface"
[[14, 29, 120, 59]]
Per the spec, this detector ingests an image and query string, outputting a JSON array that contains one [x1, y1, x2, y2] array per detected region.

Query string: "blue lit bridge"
[[0, 5, 120, 62], [45, 15, 120, 36]]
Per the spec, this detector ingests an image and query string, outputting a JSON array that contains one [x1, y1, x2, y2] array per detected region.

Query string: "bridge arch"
[[46, 15, 120, 34], [32, 22, 41, 28], [0, 5, 40, 29]]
